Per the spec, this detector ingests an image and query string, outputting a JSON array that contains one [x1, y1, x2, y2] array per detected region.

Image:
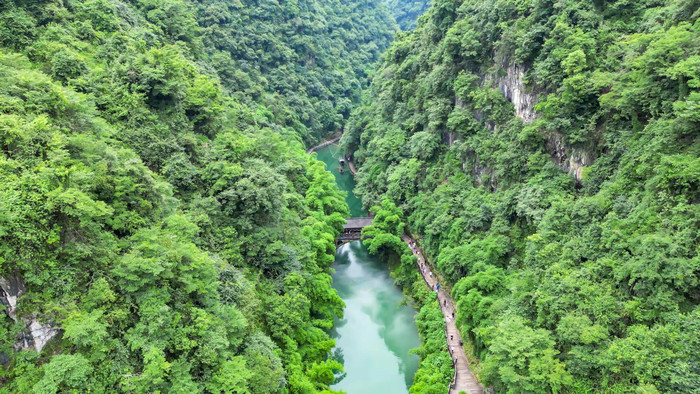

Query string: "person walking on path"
[[402, 234, 484, 394]]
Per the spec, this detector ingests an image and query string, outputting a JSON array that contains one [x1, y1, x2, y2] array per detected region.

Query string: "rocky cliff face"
[[494, 65, 595, 181], [457, 63, 594, 183], [497, 64, 537, 123], [26, 319, 59, 352], [0, 275, 24, 322], [1, 275, 58, 353], [443, 130, 459, 146], [547, 132, 593, 182]]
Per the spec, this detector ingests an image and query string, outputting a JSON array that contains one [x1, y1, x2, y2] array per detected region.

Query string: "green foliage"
[[389, 0, 431, 31], [348, 0, 700, 391], [408, 281, 454, 394], [32, 354, 94, 394], [199, 0, 396, 144], [482, 317, 572, 393], [0, 8, 36, 50], [362, 197, 406, 257], [0, 0, 388, 391]]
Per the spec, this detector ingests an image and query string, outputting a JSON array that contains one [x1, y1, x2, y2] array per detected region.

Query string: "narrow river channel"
[[315, 145, 421, 393]]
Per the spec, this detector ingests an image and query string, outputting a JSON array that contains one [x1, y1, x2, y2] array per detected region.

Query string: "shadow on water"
[[331, 348, 347, 385]]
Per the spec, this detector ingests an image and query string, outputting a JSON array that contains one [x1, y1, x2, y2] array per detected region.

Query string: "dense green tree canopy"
[[199, 0, 396, 144], [5, 0, 698, 392], [0, 0, 394, 392], [389, 0, 431, 31]]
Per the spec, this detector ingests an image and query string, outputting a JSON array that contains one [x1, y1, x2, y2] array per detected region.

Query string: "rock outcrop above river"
[[1, 275, 59, 352], [0, 275, 24, 321], [497, 64, 537, 123], [547, 132, 594, 183]]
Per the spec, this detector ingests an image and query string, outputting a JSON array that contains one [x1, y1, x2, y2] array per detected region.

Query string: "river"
[[315, 145, 421, 393]]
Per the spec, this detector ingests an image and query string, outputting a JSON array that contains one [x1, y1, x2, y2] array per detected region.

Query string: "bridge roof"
[[344, 217, 373, 229]]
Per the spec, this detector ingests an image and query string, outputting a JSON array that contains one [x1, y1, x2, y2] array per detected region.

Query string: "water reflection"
[[330, 241, 420, 393]]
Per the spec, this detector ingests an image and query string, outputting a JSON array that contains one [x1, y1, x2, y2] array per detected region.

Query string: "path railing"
[[406, 234, 483, 394], [411, 240, 459, 392]]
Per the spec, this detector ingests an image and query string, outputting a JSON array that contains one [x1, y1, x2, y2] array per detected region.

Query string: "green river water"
[[315, 145, 421, 393]]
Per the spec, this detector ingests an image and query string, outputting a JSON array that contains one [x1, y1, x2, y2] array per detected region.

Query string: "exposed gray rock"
[[568, 150, 593, 182], [13, 317, 58, 353], [546, 132, 593, 182], [443, 131, 458, 146], [29, 319, 58, 353], [473, 161, 496, 189], [497, 64, 537, 123], [15, 330, 31, 351], [0, 275, 25, 322], [547, 132, 568, 168], [1, 275, 58, 352]]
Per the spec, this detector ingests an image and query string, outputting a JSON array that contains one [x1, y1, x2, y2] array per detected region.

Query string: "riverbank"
[[306, 135, 341, 154], [315, 143, 474, 392], [358, 197, 479, 393], [314, 143, 419, 391], [347, 158, 357, 176], [308, 136, 358, 177]]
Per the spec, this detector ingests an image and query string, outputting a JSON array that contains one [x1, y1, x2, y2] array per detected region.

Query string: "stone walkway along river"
[[403, 234, 484, 394]]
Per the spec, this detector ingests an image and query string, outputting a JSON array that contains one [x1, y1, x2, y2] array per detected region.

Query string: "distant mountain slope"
[[388, 0, 431, 30], [200, 0, 396, 144]]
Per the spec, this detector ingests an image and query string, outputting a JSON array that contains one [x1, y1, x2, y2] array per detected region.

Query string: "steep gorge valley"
[[1, 1, 699, 393]]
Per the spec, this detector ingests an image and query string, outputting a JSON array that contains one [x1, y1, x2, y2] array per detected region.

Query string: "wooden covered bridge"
[[337, 217, 373, 245]]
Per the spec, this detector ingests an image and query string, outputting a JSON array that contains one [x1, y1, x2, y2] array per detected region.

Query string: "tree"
[[482, 317, 572, 393]]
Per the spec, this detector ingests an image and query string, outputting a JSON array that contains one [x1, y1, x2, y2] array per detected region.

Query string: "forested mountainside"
[[346, 0, 700, 392], [389, 0, 431, 30], [0, 0, 395, 392], [199, 0, 395, 144]]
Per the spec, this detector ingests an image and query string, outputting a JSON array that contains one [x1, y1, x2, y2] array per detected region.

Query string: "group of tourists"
[[407, 235, 481, 392], [408, 236, 465, 367], [408, 239, 464, 365], [411, 240, 432, 279]]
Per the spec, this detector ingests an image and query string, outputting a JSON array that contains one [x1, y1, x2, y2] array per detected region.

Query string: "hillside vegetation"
[[346, 0, 700, 392], [389, 0, 431, 30], [0, 0, 396, 392]]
